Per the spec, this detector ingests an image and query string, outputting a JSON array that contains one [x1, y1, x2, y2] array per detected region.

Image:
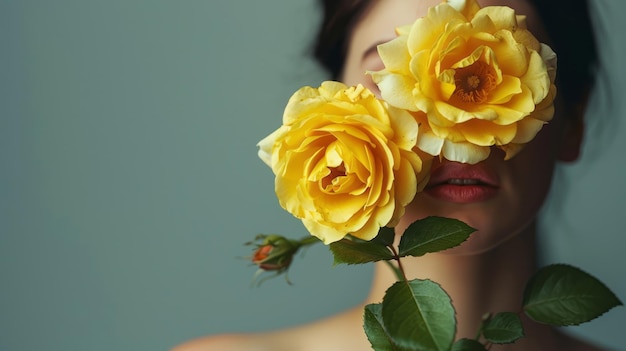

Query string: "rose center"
[[454, 61, 496, 103], [466, 75, 481, 89], [321, 164, 346, 192]]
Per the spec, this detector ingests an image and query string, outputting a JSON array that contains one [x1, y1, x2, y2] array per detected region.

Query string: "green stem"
[[386, 245, 409, 283], [384, 260, 405, 282], [299, 236, 321, 247]]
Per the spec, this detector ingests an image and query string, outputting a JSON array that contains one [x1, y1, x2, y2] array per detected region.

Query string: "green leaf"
[[398, 216, 475, 257], [482, 312, 524, 344], [363, 304, 400, 351], [372, 226, 396, 247], [523, 264, 623, 326], [451, 339, 487, 351], [382, 279, 456, 351], [329, 237, 394, 265]]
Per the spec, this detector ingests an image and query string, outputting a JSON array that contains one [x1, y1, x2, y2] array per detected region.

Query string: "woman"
[[174, 0, 606, 349]]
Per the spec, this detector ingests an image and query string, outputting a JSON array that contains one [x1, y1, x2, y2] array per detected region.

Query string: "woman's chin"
[[396, 203, 536, 257], [437, 230, 520, 256]]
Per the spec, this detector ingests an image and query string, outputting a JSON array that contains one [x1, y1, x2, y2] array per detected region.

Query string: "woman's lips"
[[423, 162, 500, 204]]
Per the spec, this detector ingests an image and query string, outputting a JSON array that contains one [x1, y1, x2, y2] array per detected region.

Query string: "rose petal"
[[510, 117, 546, 144], [416, 130, 445, 156], [442, 139, 491, 164], [522, 50, 551, 104], [371, 72, 419, 111], [377, 36, 411, 74], [475, 6, 517, 30]]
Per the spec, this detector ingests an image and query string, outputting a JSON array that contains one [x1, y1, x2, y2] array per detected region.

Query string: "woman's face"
[[341, 0, 582, 254]]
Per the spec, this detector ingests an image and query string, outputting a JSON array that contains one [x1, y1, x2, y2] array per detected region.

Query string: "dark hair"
[[312, 0, 599, 107], [312, 0, 370, 80]]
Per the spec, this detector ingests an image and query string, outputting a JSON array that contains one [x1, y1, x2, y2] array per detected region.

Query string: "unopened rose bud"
[[246, 234, 321, 285], [252, 244, 293, 271], [249, 235, 298, 273]]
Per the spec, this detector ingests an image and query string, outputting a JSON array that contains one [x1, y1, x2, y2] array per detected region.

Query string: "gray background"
[[2, 1, 625, 350]]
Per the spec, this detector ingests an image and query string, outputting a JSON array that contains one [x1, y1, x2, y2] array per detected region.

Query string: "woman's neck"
[[364, 222, 555, 345]]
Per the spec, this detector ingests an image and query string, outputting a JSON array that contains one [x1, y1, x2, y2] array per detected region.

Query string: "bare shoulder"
[[170, 333, 284, 351], [170, 305, 370, 351], [169, 334, 243, 351]]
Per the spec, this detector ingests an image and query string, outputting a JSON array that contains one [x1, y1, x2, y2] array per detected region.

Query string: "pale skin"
[[173, 0, 607, 350]]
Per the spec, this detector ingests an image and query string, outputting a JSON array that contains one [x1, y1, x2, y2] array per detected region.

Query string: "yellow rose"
[[258, 81, 427, 244], [371, 0, 557, 164]]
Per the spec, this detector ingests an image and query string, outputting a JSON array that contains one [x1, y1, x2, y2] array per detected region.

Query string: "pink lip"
[[424, 161, 500, 204]]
